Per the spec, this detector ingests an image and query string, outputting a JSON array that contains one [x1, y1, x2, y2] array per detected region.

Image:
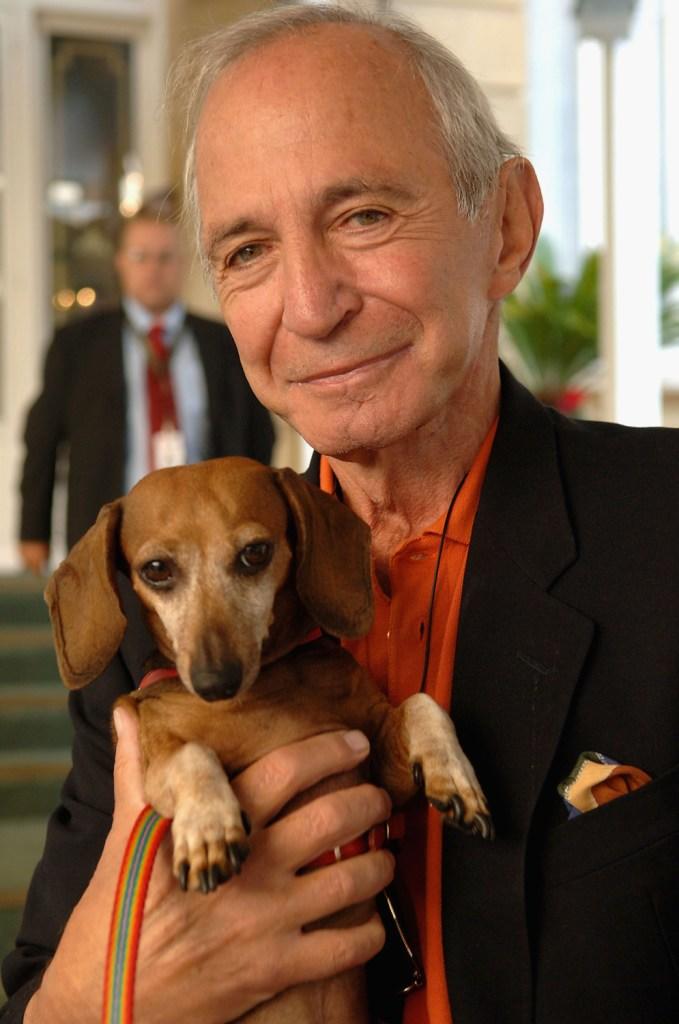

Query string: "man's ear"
[[487, 157, 543, 301]]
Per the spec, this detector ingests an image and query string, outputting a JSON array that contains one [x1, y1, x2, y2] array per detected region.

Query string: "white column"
[[526, 0, 579, 276], [597, 0, 663, 425], [0, 2, 50, 569]]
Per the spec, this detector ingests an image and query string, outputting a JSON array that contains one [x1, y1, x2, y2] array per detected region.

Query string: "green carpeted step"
[[0, 817, 47, 896], [1, 906, 23, 1005], [0, 688, 71, 752], [0, 576, 67, 1007], [0, 817, 49, 1006], [0, 628, 59, 686], [0, 575, 49, 628], [0, 750, 70, 818]]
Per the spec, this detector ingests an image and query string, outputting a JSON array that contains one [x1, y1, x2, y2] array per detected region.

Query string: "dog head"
[[45, 457, 373, 701]]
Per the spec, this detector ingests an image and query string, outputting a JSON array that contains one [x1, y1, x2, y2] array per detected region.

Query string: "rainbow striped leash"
[[102, 804, 171, 1024]]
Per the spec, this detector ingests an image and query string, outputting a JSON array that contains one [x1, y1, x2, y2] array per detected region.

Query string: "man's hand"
[[19, 541, 50, 576], [26, 707, 393, 1024]]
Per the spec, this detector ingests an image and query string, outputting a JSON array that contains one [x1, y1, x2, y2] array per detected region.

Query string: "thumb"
[[111, 703, 147, 822]]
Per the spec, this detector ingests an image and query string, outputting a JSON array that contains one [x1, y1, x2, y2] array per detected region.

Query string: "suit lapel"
[[441, 368, 594, 1021], [452, 366, 594, 827]]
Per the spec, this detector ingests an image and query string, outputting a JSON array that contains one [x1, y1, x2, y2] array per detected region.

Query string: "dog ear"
[[273, 468, 373, 637], [44, 499, 127, 689]]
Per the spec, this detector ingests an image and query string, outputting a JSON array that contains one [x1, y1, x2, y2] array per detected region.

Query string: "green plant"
[[501, 241, 598, 412], [501, 240, 679, 414], [661, 239, 679, 346]]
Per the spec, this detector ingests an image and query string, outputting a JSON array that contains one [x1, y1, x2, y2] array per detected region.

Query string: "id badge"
[[152, 428, 187, 469]]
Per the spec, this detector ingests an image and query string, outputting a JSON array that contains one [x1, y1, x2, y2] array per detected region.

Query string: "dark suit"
[[3, 367, 678, 1022], [19, 308, 275, 549]]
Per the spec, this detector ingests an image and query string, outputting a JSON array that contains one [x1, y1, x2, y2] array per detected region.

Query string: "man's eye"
[[140, 560, 175, 587], [228, 243, 263, 268], [237, 541, 273, 575], [349, 208, 388, 227]]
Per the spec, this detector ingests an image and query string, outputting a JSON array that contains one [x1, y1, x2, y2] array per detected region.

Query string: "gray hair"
[[169, 2, 521, 255]]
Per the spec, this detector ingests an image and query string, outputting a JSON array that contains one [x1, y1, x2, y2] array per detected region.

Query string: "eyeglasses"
[[122, 249, 179, 266]]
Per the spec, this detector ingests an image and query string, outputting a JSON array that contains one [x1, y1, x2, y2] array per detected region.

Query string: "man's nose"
[[280, 243, 361, 339]]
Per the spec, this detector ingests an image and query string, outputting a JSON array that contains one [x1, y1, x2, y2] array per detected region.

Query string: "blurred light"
[[53, 289, 76, 310], [77, 287, 96, 307], [47, 179, 84, 210], [119, 154, 144, 217]]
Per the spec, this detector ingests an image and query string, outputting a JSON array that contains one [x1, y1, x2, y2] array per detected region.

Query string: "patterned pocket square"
[[558, 751, 652, 819]]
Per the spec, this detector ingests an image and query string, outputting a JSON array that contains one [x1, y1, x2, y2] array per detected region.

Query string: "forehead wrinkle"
[[198, 27, 437, 259], [319, 177, 422, 206]]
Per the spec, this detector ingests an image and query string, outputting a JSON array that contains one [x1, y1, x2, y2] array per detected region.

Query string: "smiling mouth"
[[296, 345, 409, 385]]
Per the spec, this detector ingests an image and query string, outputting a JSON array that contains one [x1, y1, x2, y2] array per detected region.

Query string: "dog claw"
[[428, 794, 493, 839], [199, 868, 210, 894], [178, 862, 189, 892], [209, 864, 224, 889], [430, 792, 465, 824], [452, 794, 466, 823], [471, 813, 495, 841], [439, 805, 495, 841], [227, 842, 249, 876], [412, 762, 423, 789]]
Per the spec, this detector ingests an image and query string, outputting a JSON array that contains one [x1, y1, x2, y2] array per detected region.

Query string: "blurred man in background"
[[18, 196, 274, 573]]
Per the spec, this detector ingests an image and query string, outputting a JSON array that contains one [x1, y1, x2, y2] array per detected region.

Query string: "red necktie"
[[147, 322, 178, 469]]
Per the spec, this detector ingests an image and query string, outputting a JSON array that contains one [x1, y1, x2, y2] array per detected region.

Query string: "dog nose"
[[193, 662, 243, 701]]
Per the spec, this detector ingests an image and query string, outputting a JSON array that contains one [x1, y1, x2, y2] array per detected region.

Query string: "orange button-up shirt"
[[319, 420, 497, 1024]]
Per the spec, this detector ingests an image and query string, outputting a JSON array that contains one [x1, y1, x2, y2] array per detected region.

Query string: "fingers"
[[111, 703, 147, 822], [294, 849, 395, 927], [257, 783, 392, 874], [233, 730, 371, 830], [292, 912, 387, 985], [19, 541, 49, 575]]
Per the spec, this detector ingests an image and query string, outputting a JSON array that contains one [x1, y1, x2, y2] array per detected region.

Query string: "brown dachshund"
[[45, 456, 492, 1023]]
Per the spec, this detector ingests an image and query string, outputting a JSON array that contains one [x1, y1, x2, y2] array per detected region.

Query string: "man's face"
[[115, 218, 185, 315], [196, 25, 501, 455]]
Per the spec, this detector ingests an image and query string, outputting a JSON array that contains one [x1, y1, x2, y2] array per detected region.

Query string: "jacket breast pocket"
[[534, 763, 679, 1024], [543, 760, 679, 885]]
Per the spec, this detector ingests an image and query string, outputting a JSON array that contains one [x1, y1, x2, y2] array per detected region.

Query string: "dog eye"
[[237, 541, 273, 574], [140, 559, 175, 587]]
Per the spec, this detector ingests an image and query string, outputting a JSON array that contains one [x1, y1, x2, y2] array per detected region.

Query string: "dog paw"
[[412, 760, 494, 839], [405, 694, 494, 840], [172, 804, 250, 893]]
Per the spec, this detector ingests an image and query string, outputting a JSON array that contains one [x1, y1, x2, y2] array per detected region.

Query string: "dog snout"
[[192, 662, 243, 701]]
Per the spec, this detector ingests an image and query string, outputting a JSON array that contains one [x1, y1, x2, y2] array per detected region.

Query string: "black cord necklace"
[[417, 473, 468, 695]]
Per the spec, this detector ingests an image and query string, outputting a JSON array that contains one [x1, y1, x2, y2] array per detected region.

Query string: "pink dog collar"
[[137, 630, 326, 692], [138, 667, 179, 690]]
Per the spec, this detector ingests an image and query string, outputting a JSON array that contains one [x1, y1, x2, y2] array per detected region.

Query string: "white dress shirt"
[[121, 297, 209, 491]]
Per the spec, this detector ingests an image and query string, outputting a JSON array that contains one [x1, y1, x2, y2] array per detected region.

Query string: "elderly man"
[[3, 5, 678, 1024]]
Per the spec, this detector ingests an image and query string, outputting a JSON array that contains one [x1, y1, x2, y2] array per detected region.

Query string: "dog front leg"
[[145, 739, 250, 893], [372, 693, 493, 838]]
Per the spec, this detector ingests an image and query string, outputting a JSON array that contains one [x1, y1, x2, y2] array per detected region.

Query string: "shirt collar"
[[122, 298, 186, 343]]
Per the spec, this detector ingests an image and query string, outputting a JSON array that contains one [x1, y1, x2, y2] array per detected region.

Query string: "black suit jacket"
[[3, 367, 678, 1022], [19, 308, 275, 549]]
